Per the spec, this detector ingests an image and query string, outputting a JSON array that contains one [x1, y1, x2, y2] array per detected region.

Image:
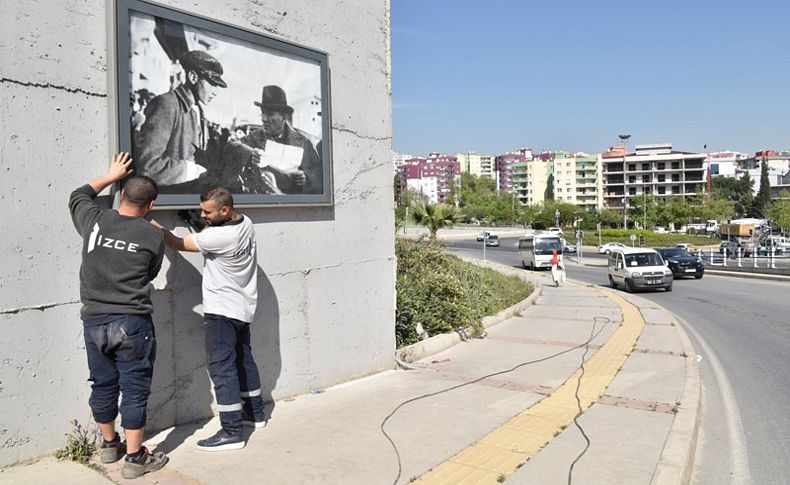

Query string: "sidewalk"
[[1, 263, 700, 485]]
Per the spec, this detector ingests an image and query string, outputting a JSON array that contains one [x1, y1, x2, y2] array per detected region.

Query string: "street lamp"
[[619, 134, 631, 228], [555, 209, 560, 229]]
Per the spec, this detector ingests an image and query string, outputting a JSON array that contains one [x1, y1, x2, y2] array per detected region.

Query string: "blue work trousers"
[[83, 314, 156, 430], [204, 313, 265, 434]]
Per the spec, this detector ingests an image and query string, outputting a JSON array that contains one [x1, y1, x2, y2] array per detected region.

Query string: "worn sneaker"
[[99, 434, 125, 464], [241, 408, 266, 429], [196, 430, 245, 451], [121, 447, 168, 479]]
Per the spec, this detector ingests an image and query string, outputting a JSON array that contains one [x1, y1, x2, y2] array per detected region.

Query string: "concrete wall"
[[0, 0, 393, 466]]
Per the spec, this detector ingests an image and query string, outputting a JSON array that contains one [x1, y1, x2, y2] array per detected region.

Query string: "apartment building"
[[602, 143, 706, 210], [462, 151, 495, 178], [512, 157, 551, 206], [495, 152, 524, 193], [396, 154, 460, 204]]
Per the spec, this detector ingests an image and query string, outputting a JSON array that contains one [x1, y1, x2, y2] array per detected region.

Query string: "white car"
[[598, 242, 626, 254], [476, 231, 491, 242], [546, 227, 564, 236]]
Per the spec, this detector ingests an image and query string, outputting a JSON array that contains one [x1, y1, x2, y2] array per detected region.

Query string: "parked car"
[[546, 227, 564, 236], [655, 247, 704, 279], [485, 234, 500, 247], [607, 247, 673, 292], [598, 242, 626, 254], [561, 238, 577, 253]]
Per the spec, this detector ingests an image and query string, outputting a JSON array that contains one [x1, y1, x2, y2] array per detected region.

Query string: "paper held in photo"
[[255, 141, 304, 173]]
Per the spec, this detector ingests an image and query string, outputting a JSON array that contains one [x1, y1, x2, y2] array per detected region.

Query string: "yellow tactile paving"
[[415, 288, 645, 484]]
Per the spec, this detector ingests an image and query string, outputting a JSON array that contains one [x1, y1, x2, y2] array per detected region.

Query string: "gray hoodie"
[[69, 185, 165, 318]]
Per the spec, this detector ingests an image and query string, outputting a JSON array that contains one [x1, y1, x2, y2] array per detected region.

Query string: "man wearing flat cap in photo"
[[134, 50, 227, 191], [223, 85, 322, 195]]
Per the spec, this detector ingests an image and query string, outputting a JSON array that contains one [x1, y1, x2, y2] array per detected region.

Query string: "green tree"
[[769, 191, 790, 232], [738, 172, 754, 217], [750, 161, 772, 217], [597, 208, 623, 228], [628, 194, 660, 229], [544, 174, 554, 201], [410, 202, 463, 242]]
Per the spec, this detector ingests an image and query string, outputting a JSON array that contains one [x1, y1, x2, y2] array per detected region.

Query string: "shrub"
[[56, 419, 96, 463], [396, 240, 532, 347]]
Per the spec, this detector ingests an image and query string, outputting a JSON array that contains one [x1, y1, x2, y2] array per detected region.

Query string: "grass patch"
[[583, 229, 717, 248], [396, 239, 533, 347]]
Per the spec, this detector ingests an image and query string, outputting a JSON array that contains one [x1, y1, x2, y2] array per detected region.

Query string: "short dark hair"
[[122, 176, 158, 207], [200, 186, 234, 209]]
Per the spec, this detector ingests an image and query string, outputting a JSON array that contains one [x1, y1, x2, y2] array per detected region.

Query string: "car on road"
[[485, 234, 500, 247], [561, 238, 577, 253], [598, 242, 626, 254], [655, 247, 704, 279], [546, 227, 564, 236], [675, 243, 690, 250], [607, 247, 673, 292], [476, 231, 492, 242]]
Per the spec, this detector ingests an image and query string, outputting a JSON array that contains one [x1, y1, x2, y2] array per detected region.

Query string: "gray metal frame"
[[114, 0, 333, 208]]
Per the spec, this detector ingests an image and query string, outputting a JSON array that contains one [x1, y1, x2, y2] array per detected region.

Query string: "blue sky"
[[391, 0, 789, 157]]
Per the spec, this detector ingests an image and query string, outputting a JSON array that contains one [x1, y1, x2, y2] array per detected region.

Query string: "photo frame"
[[114, 0, 333, 208]]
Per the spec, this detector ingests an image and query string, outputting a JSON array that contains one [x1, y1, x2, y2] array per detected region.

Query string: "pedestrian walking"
[[550, 249, 565, 287], [153, 186, 266, 451], [68, 152, 168, 479]]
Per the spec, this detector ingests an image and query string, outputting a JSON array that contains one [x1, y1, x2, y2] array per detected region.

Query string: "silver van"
[[607, 247, 673, 292]]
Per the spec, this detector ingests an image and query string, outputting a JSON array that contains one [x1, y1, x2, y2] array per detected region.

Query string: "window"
[[658, 174, 665, 182], [629, 176, 636, 183], [629, 187, 637, 195], [658, 187, 666, 194], [642, 163, 649, 170], [672, 162, 680, 169], [628, 164, 636, 171], [658, 162, 665, 170]]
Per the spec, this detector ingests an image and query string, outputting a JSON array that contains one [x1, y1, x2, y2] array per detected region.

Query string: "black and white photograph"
[[116, 0, 332, 207]]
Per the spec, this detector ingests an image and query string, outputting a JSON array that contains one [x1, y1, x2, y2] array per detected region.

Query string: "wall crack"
[[1, 300, 81, 315], [0, 77, 106, 98], [332, 125, 391, 142]]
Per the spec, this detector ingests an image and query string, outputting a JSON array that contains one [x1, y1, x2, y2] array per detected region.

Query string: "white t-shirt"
[[194, 215, 258, 323]]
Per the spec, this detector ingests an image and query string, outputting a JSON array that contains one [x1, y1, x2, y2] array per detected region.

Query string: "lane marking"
[[413, 289, 645, 484], [674, 315, 752, 484]]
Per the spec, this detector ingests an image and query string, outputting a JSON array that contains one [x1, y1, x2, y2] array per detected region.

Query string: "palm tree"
[[410, 202, 463, 242]]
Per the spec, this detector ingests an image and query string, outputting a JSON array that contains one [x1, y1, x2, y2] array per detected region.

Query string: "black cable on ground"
[[567, 316, 608, 485], [381, 314, 613, 485]]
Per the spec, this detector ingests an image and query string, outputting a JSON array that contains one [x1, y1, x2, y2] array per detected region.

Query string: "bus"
[[518, 233, 563, 270]]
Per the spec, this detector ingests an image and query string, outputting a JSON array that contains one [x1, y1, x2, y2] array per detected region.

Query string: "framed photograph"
[[114, 0, 332, 208]]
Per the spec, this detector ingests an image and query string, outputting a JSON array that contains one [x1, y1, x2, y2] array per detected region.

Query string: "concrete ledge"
[[395, 259, 542, 364]]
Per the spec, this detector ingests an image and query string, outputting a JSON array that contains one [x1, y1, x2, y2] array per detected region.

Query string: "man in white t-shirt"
[[154, 187, 266, 451]]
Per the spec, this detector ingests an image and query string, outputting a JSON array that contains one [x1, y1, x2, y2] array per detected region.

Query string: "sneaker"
[[196, 430, 245, 451], [121, 447, 168, 479], [241, 409, 266, 429], [99, 434, 126, 464]]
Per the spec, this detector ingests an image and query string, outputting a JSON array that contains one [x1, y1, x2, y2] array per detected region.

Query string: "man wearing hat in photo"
[[134, 50, 227, 191], [223, 85, 322, 195]]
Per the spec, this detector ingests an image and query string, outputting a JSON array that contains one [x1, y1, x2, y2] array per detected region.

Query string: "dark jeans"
[[204, 313, 265, 434], [83, 314, 156, 430]]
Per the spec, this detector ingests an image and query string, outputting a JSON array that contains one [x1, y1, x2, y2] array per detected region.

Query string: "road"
[[445, 236, 790, 484]]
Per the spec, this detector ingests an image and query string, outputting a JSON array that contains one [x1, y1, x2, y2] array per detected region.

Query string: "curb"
[[615, 293, 702, 485], [395, 259, 543, 364]]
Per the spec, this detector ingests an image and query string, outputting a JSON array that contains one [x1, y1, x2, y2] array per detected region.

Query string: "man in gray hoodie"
[[69, 152, 168, 479]]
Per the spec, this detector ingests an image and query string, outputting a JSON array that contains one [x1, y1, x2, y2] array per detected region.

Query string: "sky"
[[391, 0, 790, 157]]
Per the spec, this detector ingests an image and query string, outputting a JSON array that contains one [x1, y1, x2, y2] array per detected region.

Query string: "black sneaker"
[[196, 429, 245, 452], [99, 434, 126, 464], [121, 446, 168, 479], [241, 408, 266, 429]]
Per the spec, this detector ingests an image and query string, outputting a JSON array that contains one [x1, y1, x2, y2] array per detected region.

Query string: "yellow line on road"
[[413, 289, 645, 484]]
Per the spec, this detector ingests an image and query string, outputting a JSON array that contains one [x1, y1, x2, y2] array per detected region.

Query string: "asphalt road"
[[445, 236, 790, 484]]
